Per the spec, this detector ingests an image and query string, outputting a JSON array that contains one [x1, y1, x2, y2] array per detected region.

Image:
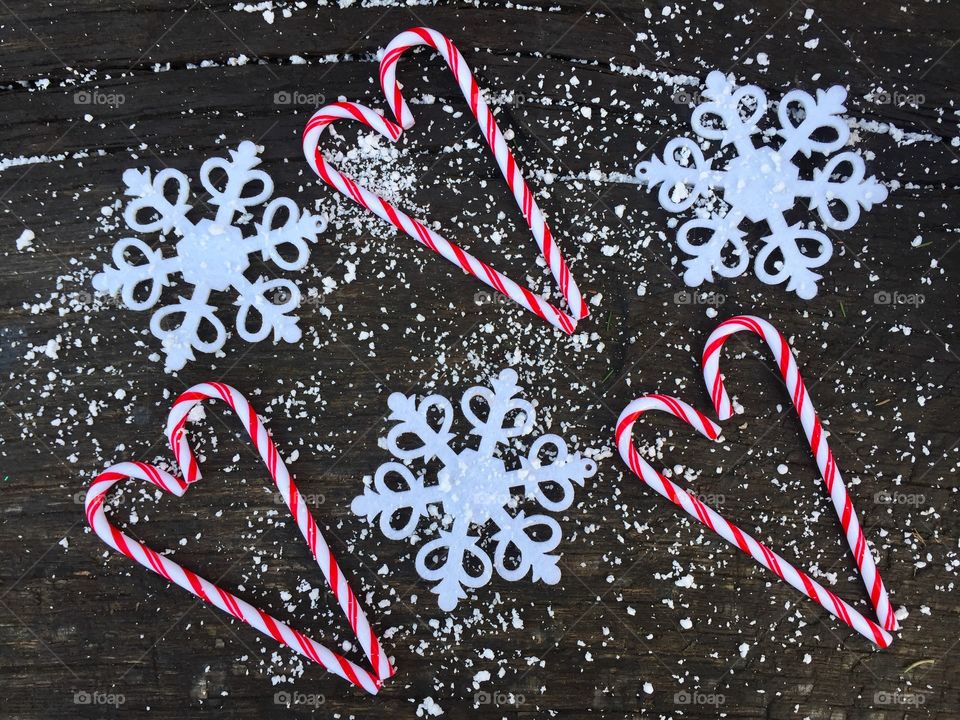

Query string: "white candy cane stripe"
[[165, 382, 394, 683], [379, 27, 587, 322], [302, 31, 588, 335], [702, 315, 898, 635], [615, 395, 894, 649]]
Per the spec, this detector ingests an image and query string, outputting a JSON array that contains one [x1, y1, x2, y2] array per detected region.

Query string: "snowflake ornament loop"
[[92, 141, 325, 370], [638, 71, 888, 299], [352, 369, 597, 611]]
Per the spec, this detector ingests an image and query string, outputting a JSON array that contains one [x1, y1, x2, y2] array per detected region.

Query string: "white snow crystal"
[[16, 229, 34, 251], [473, 670, 491, 685], [416, 697, 444, 717]]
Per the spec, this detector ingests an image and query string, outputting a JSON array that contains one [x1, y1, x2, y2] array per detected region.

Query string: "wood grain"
[[1, 1, 958, 717]]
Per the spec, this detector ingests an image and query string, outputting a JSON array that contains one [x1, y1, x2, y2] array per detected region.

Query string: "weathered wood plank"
[[1, 0, 958, 717]]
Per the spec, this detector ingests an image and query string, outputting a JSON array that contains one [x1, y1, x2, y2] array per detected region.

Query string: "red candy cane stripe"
[[166, 382, 394, 678], [85, 384, 394, 694], [379, 28, 586, 319], [303, 28, 588, 334], [702, 315, 899, 634], [615, 395, 894, 649]]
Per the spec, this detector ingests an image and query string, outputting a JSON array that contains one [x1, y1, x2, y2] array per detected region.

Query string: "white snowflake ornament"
[[638, 71, 888, 298], [92, 141, 325, 370], [352, 369, 597, 611]]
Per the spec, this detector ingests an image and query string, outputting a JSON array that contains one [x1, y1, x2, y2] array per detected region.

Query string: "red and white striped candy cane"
[[702, 315, 899, 635], [302, 28, 588, 334], [85, 384, 394, 694], [615, 395, 894, 648], [379, 28, 587, 322]]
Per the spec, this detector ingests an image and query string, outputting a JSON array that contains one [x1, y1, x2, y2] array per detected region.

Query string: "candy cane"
[[302, 28, 588, 334], [379, 28, 587, 321], [615, 395, 894, 648], [86, 384, 394, 694], [702, 315, 899, 634]]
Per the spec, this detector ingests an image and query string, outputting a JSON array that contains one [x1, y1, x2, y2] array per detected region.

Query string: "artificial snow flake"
[[637, 71, 888, 298], [92, 140, 325, 370], [352, 369, 597, 611]]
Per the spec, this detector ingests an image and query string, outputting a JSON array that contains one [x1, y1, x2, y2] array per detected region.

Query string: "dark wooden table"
[[1, 1, 957, 717]]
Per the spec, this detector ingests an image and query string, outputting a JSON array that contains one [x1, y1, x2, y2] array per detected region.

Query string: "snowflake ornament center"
[[352, 369, 597, 611], [637, 71, 887, 298], [437, 449, 512, 525], [721, 147, 798, 222], [175, 219, 250, 291], [91, 141, 326, 370]]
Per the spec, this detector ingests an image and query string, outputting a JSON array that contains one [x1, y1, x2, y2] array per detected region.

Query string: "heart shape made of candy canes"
[[302, 27, 589, 334], [615, 315, 899, 648], [85, 382, 394, 694]]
